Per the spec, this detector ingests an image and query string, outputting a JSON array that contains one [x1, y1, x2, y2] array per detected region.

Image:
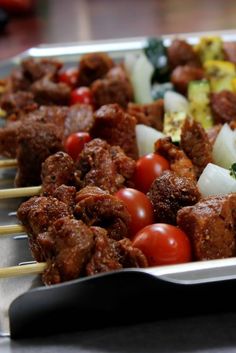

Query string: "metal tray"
[[1, 29, 236, 339]]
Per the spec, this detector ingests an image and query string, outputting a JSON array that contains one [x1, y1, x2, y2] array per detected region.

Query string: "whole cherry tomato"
[[58, 67, 78, 88], [132, 223, 191, 266], [70, 87, 93, 106], [64, 132, 91, 161], [115, 188, 154, 238], [133, 153, 170, 193]]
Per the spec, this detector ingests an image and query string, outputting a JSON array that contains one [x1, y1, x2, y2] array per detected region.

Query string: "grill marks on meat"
[[148, 170, 200, 225], [75, 186, 131, 240], [91, 103, 138, 159], [15, 122, 63, 187], [180, 119, 213, 178], [75, 138, 136, 193], [155, 137, 196, 180], [177, 194, 236, 260]]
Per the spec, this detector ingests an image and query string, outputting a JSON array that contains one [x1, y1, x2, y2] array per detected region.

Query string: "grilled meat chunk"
[[177, 194, 236, 260], [91, 103, 138, 159], [75, 138, 135, 193], [75, 186, 131, 240], [148, 170, 200, 225]]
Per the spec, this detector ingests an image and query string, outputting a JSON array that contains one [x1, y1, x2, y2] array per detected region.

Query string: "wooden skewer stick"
[[0, 159, 17, 168], [0, 262, 46, 278], [0, 224, 25, 235], [0, 185, 41, 199]]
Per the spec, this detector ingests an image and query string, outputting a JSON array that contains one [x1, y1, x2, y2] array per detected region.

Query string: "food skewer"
[[0, 185, 41, 199], [0, 224, 25, 235], [0, 262, 46, 278], [0, 159, 17, 168]]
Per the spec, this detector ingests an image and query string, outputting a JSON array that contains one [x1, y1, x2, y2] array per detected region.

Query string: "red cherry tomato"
[[115, 188, 154, 238], [58, 67, 78, 88], [132, 223, 191, 266], [64, 132, 91, 161], [70, 87, 93, 106], [133, 153, 170, 193]]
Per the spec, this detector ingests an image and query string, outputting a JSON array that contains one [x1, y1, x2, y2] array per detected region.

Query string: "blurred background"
[[0, 0, 236, 60]]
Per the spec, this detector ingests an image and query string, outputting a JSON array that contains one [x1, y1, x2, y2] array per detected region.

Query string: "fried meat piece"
[[170, 65, 205, 95], [75, 138, 136, 193], [91, 103, 138, 159], [155, 137, 196, 180], [86, 227, 148, 276], [51, 185, 77, 213], [127, 99, 164, 132], [40, 217, 94, 285], [210, 90, 236, 124], [15, 122, 63, 187], [167, 39, 201, 70], [147, 170, 200, 225], [31, 76, 71, 105], [64, 103, 94, 137], [91, 66, 134, 109], [74, 186, 131, 240], [177, 194, 236, 260], [0, 91, 38, 116], [41, 151, 75, 195], [180, 119, 212, 178], [17, 196, 71, 261], [77, 52, 114, 87], [0, 120, 21, 158]]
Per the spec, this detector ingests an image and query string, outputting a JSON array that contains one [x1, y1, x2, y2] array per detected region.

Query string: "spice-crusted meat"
[[40, 217, 95, 285], [127, 99, 164, 132], [41, 151, 75, 195], [155, 137, 196, 180], [15, 122, 63, 187], [0, 91, 38, 116], [86, 227, 148, 276], [91, 103, 138, 159], [210, 90, 236, 124], [17, 196, 71, 261], [177, 194, 236, 260], [180, 119, 212, 178], [147, 170, 200, 225], [52, 185, 77, 213], [91, 66, 134, 109], [167, 39, 201, 70], [74, 186, 131, 240], [75, 138, 135, 193], [77, 52, 114, 87]]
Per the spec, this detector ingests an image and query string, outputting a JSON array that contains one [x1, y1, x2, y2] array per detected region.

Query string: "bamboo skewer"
[[0, 185, 41, 199], [0, 159, 17, 168], [0, 224, 25, 235], [0, 262, 46, 278]]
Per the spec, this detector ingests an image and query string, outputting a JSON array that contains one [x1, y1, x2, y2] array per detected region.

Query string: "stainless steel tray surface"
[[1, 29, 236, 339]]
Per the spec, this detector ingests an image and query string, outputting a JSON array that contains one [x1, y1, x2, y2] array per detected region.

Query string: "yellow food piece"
[[204, 60, 236, 92], [194, 36, 224, 64], [163, 111, 187, 143]]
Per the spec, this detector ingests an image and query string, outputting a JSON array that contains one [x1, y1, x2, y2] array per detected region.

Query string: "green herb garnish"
[[229, 163, 236, 179]]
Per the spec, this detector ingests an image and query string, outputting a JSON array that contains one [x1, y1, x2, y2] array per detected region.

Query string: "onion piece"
[[197, 163, 236, 197], [212, 123, 236, 169], [130, 53, 154, 104], [164, 91, 189, 113], [135, 124, 165, 157]]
